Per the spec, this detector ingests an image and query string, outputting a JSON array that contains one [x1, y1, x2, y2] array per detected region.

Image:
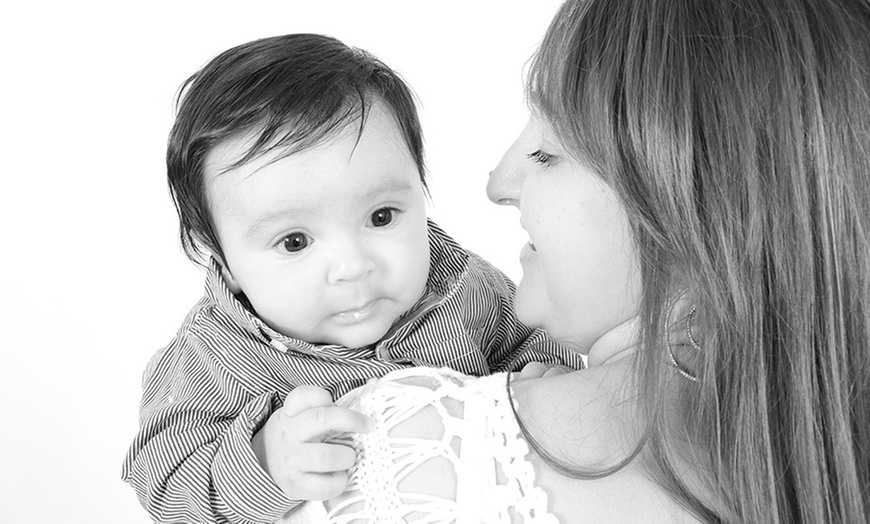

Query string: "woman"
[[299, 0, 870, 521]]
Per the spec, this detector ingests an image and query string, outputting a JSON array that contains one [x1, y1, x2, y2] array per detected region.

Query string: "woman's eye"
[[371, 207, 395, 227], [527, 149, 553, 166], [280, 232, 309, 253]]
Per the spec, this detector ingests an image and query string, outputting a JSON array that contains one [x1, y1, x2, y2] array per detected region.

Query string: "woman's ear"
[[218, 262, 243, 294]]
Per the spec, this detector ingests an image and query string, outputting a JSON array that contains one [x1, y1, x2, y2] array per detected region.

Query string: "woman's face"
[[487, 116, 642, 354]]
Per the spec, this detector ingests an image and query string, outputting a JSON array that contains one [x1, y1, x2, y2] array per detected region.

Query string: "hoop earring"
[[685, 305, 703, 352], [664, 290, 701, 383]]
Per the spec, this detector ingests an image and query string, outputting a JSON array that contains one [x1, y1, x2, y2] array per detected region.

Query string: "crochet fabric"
[[282, 367, 556, 523]]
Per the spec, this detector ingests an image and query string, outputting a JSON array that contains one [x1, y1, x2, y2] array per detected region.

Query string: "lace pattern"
[[319, 367, 557, 523]]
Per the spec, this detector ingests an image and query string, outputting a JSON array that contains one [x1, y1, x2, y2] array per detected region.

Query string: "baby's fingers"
[[281, 385, 334, 417], [296, 442, 357, 473], [541, 365, 572, 378], [287, 405, 374, 442], [290, 471, 351, 501], [517, 361, 550, 380], [516, 362, 573, 381], [281, 385, 373, 441]]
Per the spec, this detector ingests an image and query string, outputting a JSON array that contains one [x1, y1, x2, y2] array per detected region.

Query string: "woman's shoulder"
[[333, 364, 703, 522], [531, 456, 704, 523], [511, 363, 704, 523]]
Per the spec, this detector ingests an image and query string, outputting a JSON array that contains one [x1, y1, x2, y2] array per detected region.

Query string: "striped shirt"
[[121, 221, 583, 524]]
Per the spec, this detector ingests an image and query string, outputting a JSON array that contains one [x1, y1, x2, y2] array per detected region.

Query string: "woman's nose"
[[487, 155, 524, 207], [487, 167, 518, 207], [487, 126, 531, 207]]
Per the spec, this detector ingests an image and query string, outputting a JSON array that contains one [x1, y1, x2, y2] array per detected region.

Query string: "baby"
[[121, 33, 582, 523]]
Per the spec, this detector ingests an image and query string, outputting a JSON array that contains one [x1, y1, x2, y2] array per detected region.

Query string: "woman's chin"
[[514, 284, 546, 331]]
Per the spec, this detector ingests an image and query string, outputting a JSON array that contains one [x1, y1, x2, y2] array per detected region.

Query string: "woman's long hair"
[[527, 0, 870, 521]]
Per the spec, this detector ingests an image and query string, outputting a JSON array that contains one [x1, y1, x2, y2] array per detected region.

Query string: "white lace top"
[[281, 367, 557, 523]]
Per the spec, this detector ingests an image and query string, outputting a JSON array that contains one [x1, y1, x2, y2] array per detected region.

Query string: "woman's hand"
[[514, 361, 574, 381]]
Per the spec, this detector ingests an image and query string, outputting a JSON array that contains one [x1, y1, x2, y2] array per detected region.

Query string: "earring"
[[664, 290, 701, 383], [685, 305, 703, 352]]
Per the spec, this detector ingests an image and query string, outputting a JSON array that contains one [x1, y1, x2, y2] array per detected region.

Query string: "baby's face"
[[204, 102, 430, 348]]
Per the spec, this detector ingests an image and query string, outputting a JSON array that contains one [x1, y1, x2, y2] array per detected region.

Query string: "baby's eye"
[[527, 149, 553, 167], [280, 232, 309, 253], [370, 207, 396, 227]]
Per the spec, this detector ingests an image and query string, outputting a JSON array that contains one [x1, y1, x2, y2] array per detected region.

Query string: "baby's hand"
[[515, 361, 573, 381], [253, 385, 373, 501]]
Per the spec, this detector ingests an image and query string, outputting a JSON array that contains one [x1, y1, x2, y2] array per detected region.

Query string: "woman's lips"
[[520, 240, 536, 263], [522, 239, 536, 253]]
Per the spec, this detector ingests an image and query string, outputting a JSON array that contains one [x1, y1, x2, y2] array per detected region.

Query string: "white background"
[[0, 1, 563, 522]]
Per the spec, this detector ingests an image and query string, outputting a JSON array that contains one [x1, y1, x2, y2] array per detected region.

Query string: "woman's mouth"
[[520, 240, 537, 262]]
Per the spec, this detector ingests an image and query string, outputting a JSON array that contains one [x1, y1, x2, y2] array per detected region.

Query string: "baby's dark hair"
[[167, 33, 426, 264]]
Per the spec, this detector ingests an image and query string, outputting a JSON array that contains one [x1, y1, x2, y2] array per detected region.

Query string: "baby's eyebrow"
[[364, 178, 414, 197], [245, 207, 306, 236], [244, 176, 417, 236]]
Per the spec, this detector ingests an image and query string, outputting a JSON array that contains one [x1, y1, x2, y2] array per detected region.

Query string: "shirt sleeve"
[[121, 332, 300, 524], [465, 253, 585, 373]]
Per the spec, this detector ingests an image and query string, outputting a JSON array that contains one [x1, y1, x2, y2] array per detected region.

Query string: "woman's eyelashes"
[[527, 149, 555, 168]]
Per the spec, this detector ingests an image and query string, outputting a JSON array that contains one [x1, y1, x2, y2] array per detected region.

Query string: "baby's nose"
[[326, 241, 375, 284]]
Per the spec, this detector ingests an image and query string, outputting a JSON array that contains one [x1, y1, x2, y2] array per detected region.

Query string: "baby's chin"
[[317, 309, 402, 349], [265, 316, 390, 349], [320, 323, 393, 349]]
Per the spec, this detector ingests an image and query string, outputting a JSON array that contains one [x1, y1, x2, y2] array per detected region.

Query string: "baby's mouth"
[[334, 300, 378, 323]]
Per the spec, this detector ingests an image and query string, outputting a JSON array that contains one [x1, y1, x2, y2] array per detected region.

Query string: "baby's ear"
[[218, 262, 243, 294]]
